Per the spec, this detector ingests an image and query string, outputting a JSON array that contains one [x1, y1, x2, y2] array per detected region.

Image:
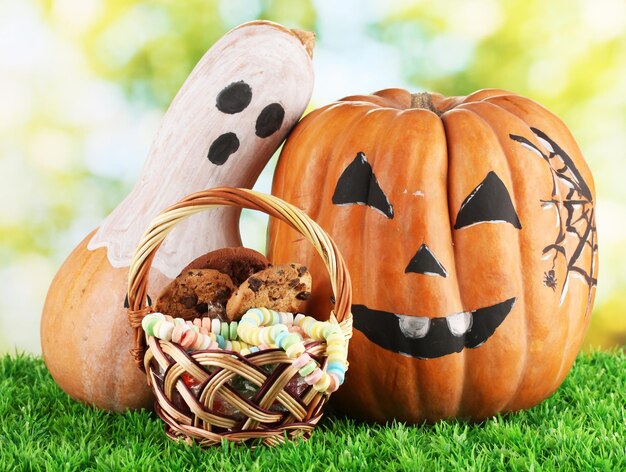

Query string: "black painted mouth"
[[352, 297, 516, 359]]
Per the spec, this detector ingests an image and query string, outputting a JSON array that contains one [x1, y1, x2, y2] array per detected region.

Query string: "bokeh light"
[[1, 0, 624, 354]]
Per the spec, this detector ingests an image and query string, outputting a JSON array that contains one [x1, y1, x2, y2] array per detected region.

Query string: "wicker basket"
[[126, 187, 353, 446]]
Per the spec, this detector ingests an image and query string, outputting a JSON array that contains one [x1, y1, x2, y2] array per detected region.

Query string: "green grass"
[[0, 351, 624, 472]]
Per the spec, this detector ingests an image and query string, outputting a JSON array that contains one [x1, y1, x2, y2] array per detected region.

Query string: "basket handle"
[[126, 187, 352, 366]]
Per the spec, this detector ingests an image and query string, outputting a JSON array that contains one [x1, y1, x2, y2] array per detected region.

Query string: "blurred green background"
[[1, 0, 624, 355]]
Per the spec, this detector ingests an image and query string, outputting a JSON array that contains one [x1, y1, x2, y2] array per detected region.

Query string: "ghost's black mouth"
[[352, 297, 516, 359]]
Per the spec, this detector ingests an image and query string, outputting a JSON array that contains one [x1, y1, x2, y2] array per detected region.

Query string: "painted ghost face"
[[88, 23, 314, 279], [208, 80, 286, 165], [335, 128, 595, 360]]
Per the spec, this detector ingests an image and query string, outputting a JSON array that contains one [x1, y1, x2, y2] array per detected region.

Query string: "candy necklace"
[[237, 308, 347, 394], [141, 308, 348, 394], [141, 313, 258, 354]]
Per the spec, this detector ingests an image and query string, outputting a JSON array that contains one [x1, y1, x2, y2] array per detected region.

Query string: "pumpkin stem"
[[291, 29, 316, 59], [410, 92, 441, 115]]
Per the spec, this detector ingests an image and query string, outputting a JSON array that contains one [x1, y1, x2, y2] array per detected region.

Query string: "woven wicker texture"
[[127, 187, 352, 446]]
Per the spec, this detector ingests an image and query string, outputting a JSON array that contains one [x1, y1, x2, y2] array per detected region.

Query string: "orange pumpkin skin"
[[268, 88, 598, 423], [40, 230, 169, 411]]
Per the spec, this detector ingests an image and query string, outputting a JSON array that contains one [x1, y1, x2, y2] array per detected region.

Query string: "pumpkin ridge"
[[339, 106, 431, 419], [332, 106, 400, 326], [498, 98, 595, 405], [303, 104, 404, 420], [442, 105, 528, 416], [486, 95, 598, 400], [440, 109, 480, 417], [382, 108, 434, 418], [472, 99, 585, 411], [437, 112, 468, 417], [387, 108, 463, 418], [462, 103, 533, 413], [360, 106, 404, 220]]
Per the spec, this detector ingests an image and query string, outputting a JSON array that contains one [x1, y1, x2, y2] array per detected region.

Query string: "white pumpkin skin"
[[41, 21, 315, 412]]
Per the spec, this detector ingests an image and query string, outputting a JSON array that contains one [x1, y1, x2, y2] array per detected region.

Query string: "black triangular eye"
[[332, 152, 394, 219], [405, 244, 447, 277], [454, 171, 521, 230]]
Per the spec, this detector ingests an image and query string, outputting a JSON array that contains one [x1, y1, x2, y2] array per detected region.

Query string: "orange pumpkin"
[[40, 230, 165, 410], [268, 88, 598, 423]]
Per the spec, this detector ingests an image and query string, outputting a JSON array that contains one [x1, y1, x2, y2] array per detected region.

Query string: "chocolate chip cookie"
[[181, 247, 270, 285], [226, 263, 312, 320], [156, 269, 236, 320]]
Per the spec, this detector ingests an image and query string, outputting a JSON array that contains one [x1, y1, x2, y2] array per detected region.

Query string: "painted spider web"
[[510, 128, 597, 316]]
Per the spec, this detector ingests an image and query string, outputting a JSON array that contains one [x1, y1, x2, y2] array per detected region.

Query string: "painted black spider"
[[543, 270, 558, 291]]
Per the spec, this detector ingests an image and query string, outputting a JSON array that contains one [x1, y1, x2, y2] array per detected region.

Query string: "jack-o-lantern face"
[[335, 151, 521, 359], [268, 88, 598, 423]]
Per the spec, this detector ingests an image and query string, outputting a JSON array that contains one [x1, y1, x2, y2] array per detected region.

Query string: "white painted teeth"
[[397, 315, 430, 339], [395, 311, 473, 338], [446, 312, 472, 337]]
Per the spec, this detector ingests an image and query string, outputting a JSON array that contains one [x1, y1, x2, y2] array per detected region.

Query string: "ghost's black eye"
[[256, 103, 285, 138], [332, 152, 394, 219], [405, 244, 447, 277], [216, 81, 252, 114], [454, 171, 521, 230], [207, 132, 240, 165]]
